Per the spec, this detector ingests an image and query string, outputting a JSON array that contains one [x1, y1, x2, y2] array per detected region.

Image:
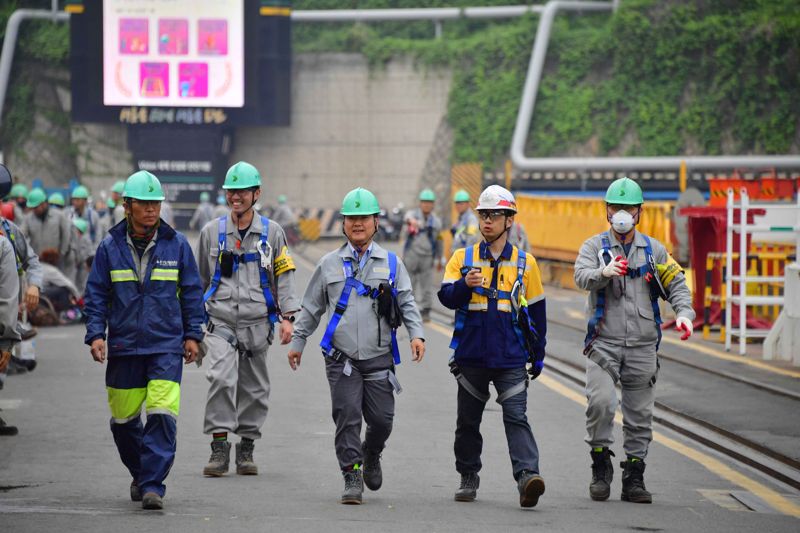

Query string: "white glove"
[[602, 255, 628, 278], [676, 317, 693, 340]]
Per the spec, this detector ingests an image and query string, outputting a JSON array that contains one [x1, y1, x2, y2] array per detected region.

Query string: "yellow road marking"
[[563, 309, 800, 379], [429, 320, 800, 518]]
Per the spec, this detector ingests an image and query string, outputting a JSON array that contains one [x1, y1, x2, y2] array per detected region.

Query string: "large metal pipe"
[[0, 9, 69, 129], [510, 1, 800, 171], [292, 6, 545, 22]]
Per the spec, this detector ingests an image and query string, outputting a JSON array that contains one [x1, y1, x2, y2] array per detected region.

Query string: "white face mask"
[[611, 210, 635, 234]]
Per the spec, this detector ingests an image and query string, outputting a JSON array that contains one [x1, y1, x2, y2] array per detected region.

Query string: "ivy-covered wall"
[[2, 0, 798, 177]]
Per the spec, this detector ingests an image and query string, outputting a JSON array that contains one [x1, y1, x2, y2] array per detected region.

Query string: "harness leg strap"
[[363, 369, 403, 394], [495, 379, 528, 404]]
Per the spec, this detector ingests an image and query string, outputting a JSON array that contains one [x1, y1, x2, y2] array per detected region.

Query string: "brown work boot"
[[236, 439, 258, 475], [203, 441, 231, 477]]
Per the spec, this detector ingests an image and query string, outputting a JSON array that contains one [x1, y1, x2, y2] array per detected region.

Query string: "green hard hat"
[[72, 217, 88, 234], [107, 197, 116, 209], [454, 189, 470, 203], [341, 187, 380, 216], [48, 192, 65, 206], [27, 187, 47, 208], [71, 185, 90, 199], [605, 177, 643, 205], [199, 191, 210, 202], [123, 170, 165, 201], [419, 188, 436, 202], [111, 180, 126, 194], [10, 183, 28, 198], [223, 161, 261, 190], [277, 194, 287, 204]]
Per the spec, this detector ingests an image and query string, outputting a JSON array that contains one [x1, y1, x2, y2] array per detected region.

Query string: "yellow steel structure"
[[514, 195, 674, 263]]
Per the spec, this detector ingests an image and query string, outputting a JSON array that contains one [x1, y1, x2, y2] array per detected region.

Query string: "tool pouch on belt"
[[377, 282, 402, 329]]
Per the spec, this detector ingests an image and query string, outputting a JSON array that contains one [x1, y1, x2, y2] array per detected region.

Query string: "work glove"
[[528, 360, 544, 380], [602, 255, 628, 278], [676, 317, 693, 341]]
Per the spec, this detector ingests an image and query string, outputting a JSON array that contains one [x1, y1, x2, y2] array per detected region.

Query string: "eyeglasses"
[[478, 210, 508, 221], [226, 187, 257, 197]]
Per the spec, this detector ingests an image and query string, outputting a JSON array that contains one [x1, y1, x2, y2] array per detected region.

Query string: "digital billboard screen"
[[102, 0, 245, 108]]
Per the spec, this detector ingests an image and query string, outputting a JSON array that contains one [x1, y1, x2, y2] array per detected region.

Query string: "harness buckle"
[[485, 287, 498, 299]]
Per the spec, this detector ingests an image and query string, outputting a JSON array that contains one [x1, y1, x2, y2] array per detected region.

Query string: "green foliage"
[[295, 0, 800, 163]]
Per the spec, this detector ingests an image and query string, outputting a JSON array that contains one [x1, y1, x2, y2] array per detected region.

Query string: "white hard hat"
[[476, 185, 517, 213]]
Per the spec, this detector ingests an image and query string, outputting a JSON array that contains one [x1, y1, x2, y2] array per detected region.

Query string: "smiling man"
[[288, 187, 425, 505], [84, 170, 205, 510], [196, 161, 300, 479]]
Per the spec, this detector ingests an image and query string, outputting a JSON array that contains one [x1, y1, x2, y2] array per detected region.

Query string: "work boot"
[[141, 492, 163, 510], [454, 473, 480, 502], [236, 439, 258, 475], [0, 416, 18, 436], [362, 442, 383, 491], [620, 458, 652, 504], [203, 441, 231, 477], [421, 310, 431, 323], [130, 480, 142, 502], [589, 448, 615, 501], [517, 470, 546, 508], [341, 467, 363, 505]]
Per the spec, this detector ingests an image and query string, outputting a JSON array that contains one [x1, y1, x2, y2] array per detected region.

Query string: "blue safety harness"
[[1, 218, 23, 275], [202, 216, 280, 324], [449, 244, 533, 356], [583, 232, 662, 352], [320, 252, 402, 365]]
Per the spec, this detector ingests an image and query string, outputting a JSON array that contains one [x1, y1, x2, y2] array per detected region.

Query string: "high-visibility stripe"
[[107, 386, 146, 421], [150, 268, 179, 281], [110, 269, 137, 282], [146, 379, 180, 417]]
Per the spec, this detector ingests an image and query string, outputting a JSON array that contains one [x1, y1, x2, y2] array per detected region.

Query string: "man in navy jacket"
[[84, 171, 204, 510]]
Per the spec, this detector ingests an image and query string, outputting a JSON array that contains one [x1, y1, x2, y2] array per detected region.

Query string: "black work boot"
[[341, 466, 363, 505], [0, 415, 18, 436], [236, 439, 258, 475], [620, 458, 652, 504], [517, 470, 546, 508], [362, 443, 383, 491], [130, 480, 142, 502], [589, 448, 615, 501], [454, 473, 480, 502], [203, 441, 231, 477]]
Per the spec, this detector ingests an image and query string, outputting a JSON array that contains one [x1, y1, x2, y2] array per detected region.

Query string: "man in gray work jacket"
[[574, 177, 694, 505], [197, 161, 300, 478], [288, 187, 425, 505]]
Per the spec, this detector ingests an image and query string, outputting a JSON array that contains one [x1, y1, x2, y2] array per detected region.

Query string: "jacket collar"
[[479, 240, 513, 260], [337, 240, 388, 260], [607, 229, 646, 248], [109, 218, 176, 244], [226, 210, 264, 236]]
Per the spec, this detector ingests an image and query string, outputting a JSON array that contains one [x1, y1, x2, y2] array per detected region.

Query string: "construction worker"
[[9, 183, 28, 222], [23, 187, 72, 273], [84, 170, 204, 510], [0, 167, 42, 382], [69, 185, 103, 249], [507, 220, 530, 253], [70, 218, 94, 293], [213, 193, 228, 218], [574, 177, 694, 504], [438, 184, 548, 508], [47, 192, 66, 210], [403, 188, 442, 321], [450, 189, 480, 257], [110, 180, 126, 224], [197, 161, 300, 478], [0, 222, 21, 436], [189, 191, 214, 231], [288, 187, 425, 505], [271, 194, 296, 228]]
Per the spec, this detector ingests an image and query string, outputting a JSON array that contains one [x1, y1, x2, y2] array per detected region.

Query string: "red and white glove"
[[602, 255, 628, 278], [676, 317, 693, 341]]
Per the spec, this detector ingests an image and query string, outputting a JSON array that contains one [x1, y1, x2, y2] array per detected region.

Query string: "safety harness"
[[202, 216, 280, 324], [449, 244, 537, 404], [1, 218, 24, 275], [320, 251, 401, 366], [583, 232, 662, 386]]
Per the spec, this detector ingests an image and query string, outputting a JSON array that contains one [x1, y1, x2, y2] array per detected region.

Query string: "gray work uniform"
[[189, 202, 214, 231], [69, 206, 104, 249], [213, 205, 229, 219], [574, 230, 694, 459], [0, 218, 44, 293], [271, 204, 295, 229], [290, 242, 425, 469], [508, 221, 530, 254], [113, 204, 126, 226], [197, 212, 300, 440], [450, 209, 480, 258], [0, 238, 21, 352], [72, 231, 95, 293], [24, 207, 72, 271], [402, 208, 442, 314]]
